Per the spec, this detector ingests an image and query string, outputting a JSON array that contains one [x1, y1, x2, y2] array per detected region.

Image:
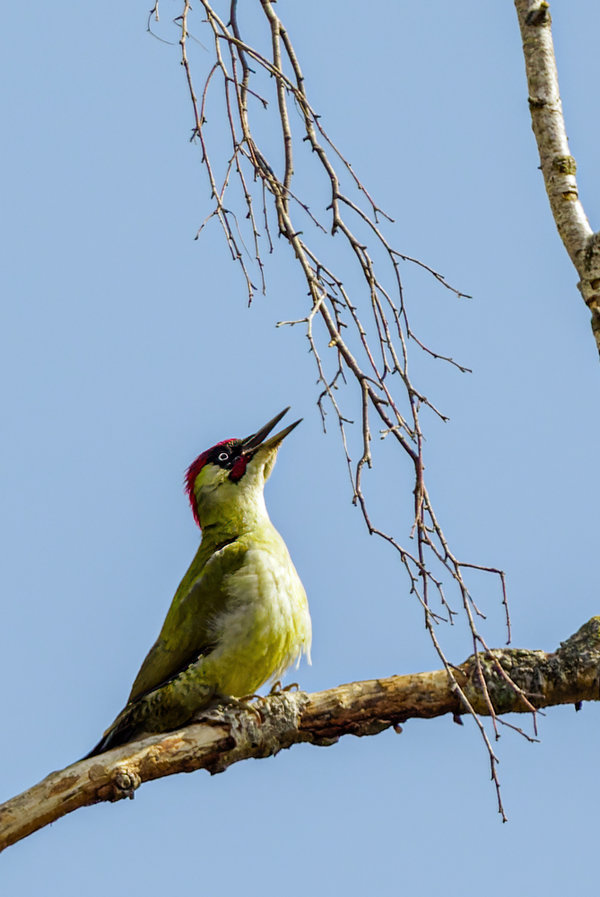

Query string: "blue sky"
[[2, 1, 599, 893]]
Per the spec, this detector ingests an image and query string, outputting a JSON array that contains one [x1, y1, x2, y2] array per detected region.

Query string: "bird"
[[84, 408, 312, 758]]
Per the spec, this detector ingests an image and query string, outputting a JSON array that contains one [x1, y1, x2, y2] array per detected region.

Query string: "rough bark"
[[514, 0, 600, 352], [1, 616, 599, 852]]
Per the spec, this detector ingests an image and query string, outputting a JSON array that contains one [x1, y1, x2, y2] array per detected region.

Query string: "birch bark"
[[515, 0, 600, 351]]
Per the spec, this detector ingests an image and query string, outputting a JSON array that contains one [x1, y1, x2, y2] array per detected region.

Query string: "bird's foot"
[[269, 680, 299, 694], [237, 692, 262, 704], [191, 694, 263, 726], [239, 694, 267, 724], [222, 694, 264, 724]]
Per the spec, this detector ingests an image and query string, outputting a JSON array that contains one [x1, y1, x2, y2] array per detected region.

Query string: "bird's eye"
[[218, 451, 229, 463]]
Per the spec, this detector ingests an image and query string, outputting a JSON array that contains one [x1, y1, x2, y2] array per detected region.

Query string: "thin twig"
[[154, 0, 535, 815]]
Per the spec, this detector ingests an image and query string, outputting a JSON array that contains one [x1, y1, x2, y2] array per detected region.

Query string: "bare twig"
[[151, 0, 533, 814]]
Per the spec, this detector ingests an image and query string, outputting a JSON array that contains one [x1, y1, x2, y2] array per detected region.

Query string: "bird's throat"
[[198, 495, 271, 542]]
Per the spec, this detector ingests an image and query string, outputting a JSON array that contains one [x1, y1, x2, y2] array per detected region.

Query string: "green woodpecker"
[[85, 408, 311, 757]]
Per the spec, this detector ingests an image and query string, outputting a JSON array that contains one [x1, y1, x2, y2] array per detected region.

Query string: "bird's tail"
[[80, 704, 142, 760]]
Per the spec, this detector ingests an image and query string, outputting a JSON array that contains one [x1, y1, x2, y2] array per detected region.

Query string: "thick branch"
[[1, 617, 598, 851], [514, 1, 600, 351]]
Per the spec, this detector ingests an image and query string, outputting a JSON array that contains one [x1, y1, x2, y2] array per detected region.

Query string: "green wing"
[[127, 538, 248, 703]]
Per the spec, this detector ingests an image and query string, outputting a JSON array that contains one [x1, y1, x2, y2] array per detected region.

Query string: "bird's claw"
[[192, 694, 264, 725], [225, 694, 264, 723], [269, 680, 299, 694]]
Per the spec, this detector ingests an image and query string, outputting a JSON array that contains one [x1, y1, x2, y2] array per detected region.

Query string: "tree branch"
[[1, 617, 598, 850], [514, 0, 600, 352]]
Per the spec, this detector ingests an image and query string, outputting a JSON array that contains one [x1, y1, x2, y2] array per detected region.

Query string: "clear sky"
[[2, 1, 599, 893]]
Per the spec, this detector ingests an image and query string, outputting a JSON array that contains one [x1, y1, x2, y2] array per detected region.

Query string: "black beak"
[[241, 407, 302, 454]]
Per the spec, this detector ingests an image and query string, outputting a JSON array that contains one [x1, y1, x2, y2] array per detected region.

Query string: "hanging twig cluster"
[[148, 0, 536, 818]]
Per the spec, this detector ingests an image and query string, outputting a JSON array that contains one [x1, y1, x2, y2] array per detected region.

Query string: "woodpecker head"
[[185, 408, 301, 528]]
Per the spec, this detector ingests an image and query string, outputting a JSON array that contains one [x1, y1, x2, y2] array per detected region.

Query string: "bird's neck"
[[198, 489, 272, 542]]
